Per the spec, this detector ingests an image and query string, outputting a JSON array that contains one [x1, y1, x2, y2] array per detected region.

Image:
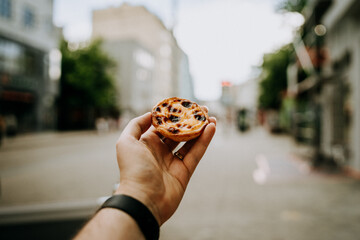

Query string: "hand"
[[114, 111, 216, 225]]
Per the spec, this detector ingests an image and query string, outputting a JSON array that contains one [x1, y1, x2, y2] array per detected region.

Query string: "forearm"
[[74, 208, 145, 240]]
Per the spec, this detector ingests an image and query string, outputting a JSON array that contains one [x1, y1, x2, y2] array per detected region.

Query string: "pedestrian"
[[74, 111, 216, 240]]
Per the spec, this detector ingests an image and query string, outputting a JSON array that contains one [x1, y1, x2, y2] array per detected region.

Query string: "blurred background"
[[1, 0, 360, 239]]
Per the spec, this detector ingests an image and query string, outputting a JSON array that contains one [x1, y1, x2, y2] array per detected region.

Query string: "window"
[[0, 37, 43, 77], [0, 0, 11, 19], [23, 7, 35, 28], [45, 16, 53, 33], [0, 38, 22, 74], [134, 49, 154, 69]]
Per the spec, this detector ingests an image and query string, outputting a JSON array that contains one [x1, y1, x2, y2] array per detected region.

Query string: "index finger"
[[181, 120, 216, 175]]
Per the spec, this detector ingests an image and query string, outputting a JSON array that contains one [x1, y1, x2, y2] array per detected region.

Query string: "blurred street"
[[2, 0, 360, 239], [161, 125, 360, 240], [0, 131, 119, 206], [0, 124, 359, 239]]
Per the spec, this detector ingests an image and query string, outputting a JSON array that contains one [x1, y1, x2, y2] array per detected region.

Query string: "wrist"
[[100, 194, 159, 240], [95, 208, 146, 240], [114, 186, 161, 225]]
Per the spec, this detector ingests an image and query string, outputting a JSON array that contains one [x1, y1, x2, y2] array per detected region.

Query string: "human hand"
[[114, 110, 216, 225]]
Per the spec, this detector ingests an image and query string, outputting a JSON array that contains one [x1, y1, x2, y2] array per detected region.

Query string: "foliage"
[[258, 44, 294, 110], [276, 0, 308, 13], [59, 38, 118, 112], [259, 0, 308, 109], [58, 39, 118, 129]]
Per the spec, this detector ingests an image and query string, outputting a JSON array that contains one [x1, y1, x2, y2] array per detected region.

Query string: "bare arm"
[[75, 208, 145, 240]]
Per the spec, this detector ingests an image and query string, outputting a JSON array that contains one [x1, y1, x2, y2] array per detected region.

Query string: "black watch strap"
[[100, 194, 160, 240]]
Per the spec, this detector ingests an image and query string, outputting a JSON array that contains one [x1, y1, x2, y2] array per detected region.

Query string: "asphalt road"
[[160, 126, 360, 240], [0, 125, 359, 240], [0, 131, 120, 206]]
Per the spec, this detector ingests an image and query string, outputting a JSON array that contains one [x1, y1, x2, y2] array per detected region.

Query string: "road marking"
[[252, 154, 271, 185]]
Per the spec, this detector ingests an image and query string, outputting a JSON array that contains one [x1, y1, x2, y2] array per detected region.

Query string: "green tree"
[[58, 39, 118, 130], [258, 44, 294, 110], [277, 0, 307, 13]]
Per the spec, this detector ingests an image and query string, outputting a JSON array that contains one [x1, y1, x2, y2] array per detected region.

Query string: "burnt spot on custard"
[[168, 127, 180, 134], [169, 115, 181, 123], [155, 116, 163, 125], [155, 107, 161, 112], [162, 103, 169, 107], [181, 101, 192, 108], [168, 105, 181, 113], [194, 114, 206, 121]]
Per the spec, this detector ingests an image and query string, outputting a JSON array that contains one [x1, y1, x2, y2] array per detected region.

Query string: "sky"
[[53, 0, 304, 100]]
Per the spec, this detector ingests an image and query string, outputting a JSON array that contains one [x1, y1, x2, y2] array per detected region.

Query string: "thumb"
[[121, 112, 152, 140]]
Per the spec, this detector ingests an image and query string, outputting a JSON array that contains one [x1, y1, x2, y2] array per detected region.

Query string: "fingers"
[[177, 117, 216, 154], [142, 125, 180, 152], [161, 137, 180, 152], [153, 130, 179, 152], [201, 105, 209, 113], [209, 116, 216, 125], [178, 117, 216, 176], [121, 112, 152, 140], [122, 106, 211, 151]]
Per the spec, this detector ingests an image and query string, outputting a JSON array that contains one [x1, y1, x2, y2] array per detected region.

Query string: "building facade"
[[178, 50, 196, 102], [92, 3, 194, 115], [321, 0, 360, 172], [0, 0, 61, 132], [288, 0, 360, 172], [101, 40, 155, 115]]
